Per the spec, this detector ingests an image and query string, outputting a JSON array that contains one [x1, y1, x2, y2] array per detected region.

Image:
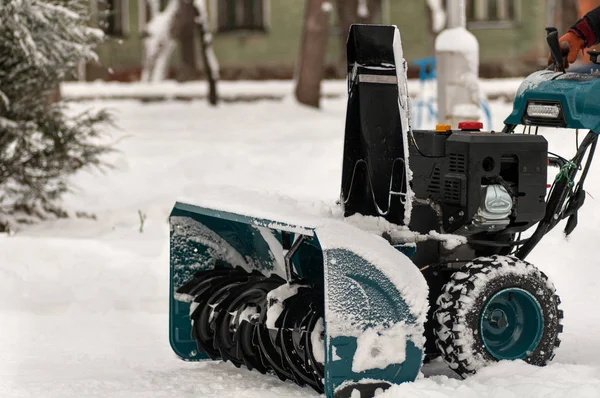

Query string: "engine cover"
[[409, 130, 548, 234]]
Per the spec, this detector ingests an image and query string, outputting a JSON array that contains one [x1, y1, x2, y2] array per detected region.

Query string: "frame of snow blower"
[[168, 25, 600, 398]]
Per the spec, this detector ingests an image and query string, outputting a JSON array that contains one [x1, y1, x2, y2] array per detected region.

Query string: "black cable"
[[469, 239, 530, 248], [548, 132, 596, 229], [548, 151, 568, 164], [574, 138, 597, 188], [409, 132, 446, 159]]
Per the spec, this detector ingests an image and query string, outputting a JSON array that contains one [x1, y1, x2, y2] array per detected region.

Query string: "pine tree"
[[0, 0, 113, 232]]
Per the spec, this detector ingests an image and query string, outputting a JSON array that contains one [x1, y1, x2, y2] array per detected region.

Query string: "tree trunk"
[[194, 0, 219, 106], [46, 85, 61, 105], [425, 2, 436, 55], [174, 0, 199, 81], [334, 0, 381, 74], [295, 0, 331, 108]]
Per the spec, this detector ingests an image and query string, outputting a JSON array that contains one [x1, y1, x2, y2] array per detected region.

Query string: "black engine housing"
[[409, 129, 548, 235]]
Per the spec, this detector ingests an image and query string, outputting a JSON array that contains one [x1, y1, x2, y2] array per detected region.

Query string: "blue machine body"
[[505, 70, 600, 132]]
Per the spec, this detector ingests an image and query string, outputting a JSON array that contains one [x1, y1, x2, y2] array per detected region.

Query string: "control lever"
[[546, 27, 565, 72]]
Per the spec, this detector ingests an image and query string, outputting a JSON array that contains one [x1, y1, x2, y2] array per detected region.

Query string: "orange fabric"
[[578, 0, 600, 63], [547, 32, 586, 69]]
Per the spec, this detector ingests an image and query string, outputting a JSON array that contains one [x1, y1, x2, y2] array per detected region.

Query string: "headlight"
[[522, 100, 566, 127], [526, 103, 561, 119]]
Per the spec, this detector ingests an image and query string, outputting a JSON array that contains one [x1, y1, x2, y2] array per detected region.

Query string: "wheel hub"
[[487, 308, 509, 329], [479, 287, 544, 360]]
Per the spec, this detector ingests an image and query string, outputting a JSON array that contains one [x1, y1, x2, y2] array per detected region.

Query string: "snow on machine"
[[168, 25, 598, 397]]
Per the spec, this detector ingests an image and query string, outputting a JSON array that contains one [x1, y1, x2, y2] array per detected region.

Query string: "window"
[[97, 0, 129, 37], [214, 0, 269, 33], [466, 0, 519, 28]]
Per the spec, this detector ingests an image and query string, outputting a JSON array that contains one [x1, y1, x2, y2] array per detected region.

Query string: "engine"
[[409, 124, 548, 236], [337, 33, 549, 256]]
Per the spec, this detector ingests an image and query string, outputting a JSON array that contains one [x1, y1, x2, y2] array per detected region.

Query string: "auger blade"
[[236, 320, 266, 373], [190, 271, 254, 359], [213, 275, 286, 370], [279, 288, 322, 391], [304, 302, 325, 387]]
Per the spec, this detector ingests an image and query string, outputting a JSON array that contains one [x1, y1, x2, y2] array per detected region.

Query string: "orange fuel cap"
[[458, 121, 483, 131], [435, 124, 451, 133]]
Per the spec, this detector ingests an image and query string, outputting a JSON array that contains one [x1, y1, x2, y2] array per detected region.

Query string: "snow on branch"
[[0, 0, 102, 71], [427, 0, 447, 33], [141, 0, 178, 82], [146, 0, 160, 18], [0, 0, 113, 232], [357, 0, 369, 18], [194, 0, 220, 81]]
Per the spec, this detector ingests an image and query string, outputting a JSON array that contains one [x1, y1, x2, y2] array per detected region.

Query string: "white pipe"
[[435, 0, 481, 128], [446, 0, 466, 29]]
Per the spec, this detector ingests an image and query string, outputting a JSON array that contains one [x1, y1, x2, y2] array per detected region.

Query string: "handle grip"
[[546, 27, 565, 72]]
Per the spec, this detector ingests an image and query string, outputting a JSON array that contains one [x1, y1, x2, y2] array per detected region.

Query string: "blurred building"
[[85, 0, 550, 81]]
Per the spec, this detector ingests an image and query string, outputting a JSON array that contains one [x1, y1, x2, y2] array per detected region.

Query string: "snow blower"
[[169, 25, 597, 397]]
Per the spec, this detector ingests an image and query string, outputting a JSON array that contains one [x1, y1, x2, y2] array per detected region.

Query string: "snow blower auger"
[[170, 25, 598, 397], [169, 25, 427, 398]]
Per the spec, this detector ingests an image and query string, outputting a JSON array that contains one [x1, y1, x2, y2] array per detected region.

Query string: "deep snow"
[[59, 78, 522, 102], [1, 87, 600, 397]]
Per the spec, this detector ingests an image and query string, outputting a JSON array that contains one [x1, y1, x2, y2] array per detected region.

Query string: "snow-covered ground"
[[60, 78, 521, 101], [1, 87, 600, 397]]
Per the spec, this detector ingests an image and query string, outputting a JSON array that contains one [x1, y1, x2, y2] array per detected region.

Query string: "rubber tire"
[[433, 255, 563, 378]]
